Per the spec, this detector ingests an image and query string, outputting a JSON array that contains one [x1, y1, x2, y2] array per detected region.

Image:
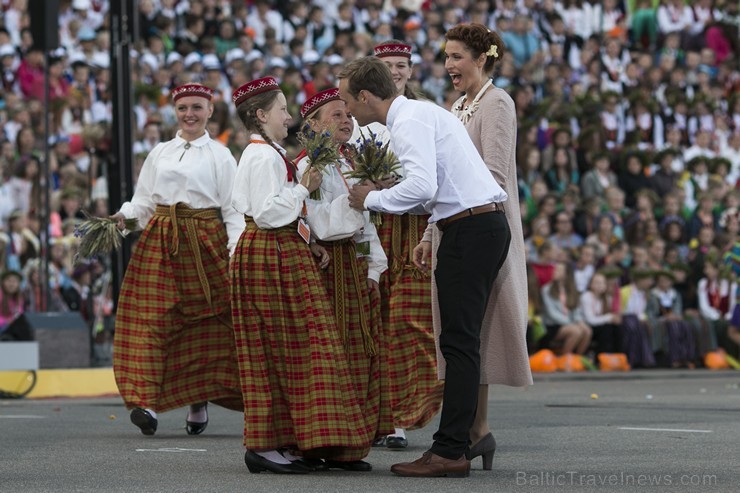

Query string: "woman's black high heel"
[[244, 450, 309, 474], [185, 402, 208, 435], [466, 432, 496, 470]]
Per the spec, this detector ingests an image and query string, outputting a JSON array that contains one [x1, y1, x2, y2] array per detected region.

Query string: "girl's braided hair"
[[235, 89, 283, 150]]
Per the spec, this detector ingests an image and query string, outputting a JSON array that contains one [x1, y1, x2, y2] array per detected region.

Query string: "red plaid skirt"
[[231, 219, 371, 452], [114, 204, 242, 413], [313, 240, 394, 460], [377, 212, 443, 429]]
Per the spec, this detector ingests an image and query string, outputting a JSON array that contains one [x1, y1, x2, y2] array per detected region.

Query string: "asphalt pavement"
[[1, 369, 739, 493]]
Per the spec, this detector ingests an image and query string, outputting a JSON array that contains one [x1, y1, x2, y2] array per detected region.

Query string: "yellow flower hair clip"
[[486, 44, 498, 58]]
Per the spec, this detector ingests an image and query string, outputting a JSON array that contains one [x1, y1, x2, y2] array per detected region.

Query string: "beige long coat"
[[425, 86, 533, 386]]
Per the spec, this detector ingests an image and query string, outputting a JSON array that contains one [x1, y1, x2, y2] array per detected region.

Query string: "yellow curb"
[[0, 368, 120, 399]]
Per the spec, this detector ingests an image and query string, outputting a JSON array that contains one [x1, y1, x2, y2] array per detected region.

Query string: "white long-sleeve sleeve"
[[364, 96, 506, 222], [698, 278, 721, 321], [580, 291, 614, 326], [118, 143, 161, 228], [296, 156, 365, 241], [297, 155, 387, 281], [231, 138, 309, 229], [698, 278, 736, 321], [118, 132, 244, 253], [355, 218, 387, 282]]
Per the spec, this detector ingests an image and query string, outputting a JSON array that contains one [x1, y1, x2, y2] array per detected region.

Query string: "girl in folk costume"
[[600, 91, 625, 150], [683, 156, 712, 212], [697, 251, 736, 357], [599, 36, 629, 94], [419, 24, 532, 470], [360, 40, 443, 450], [625, 97, 665, 151], [111, 84, 244, 436], [618, 269, 657, 368], [647, 270, 697, 367], [229, 77, 373, 474], [294, 88, 393, 469]]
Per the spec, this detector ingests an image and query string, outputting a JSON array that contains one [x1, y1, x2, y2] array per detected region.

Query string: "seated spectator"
[[661, 217, 689, 260], [540, 261, 592, 355], [651, 148, 680, 198], [581, 152, 618, 200], [530, 240, 558, 287], [619, 268, 657, 368], [574, 196, 605, 240], [545, 147, 580, 193], [549, 210, 583, 255], [602, 186, 627, 239], [617, 150, 650, 209], [683, 155, 712, 211], [502, 14, 542, 69], [0, 210, 40, 272], [697, 251, 736, 358], [585, 213, 619, 261], [526, 215, 553, 263], [573, 244, 596, 294], [647, 270, 697, 367], [0, 269, 31, 341], [684, 129, 717, 162], [580, 271, 622, 355], [646, 237, 668, 271], [624, 189, 659, 245], [687, 193, 719, 240]]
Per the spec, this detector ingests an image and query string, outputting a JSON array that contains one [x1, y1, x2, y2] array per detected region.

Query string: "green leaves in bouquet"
[[73, 212, 138, 265]]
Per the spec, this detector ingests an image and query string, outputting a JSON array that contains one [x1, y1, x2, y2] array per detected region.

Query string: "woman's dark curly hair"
[[445, 23, 505, 74]]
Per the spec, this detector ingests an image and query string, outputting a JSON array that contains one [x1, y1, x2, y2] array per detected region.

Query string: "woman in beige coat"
[[415, 23, 533, 470]]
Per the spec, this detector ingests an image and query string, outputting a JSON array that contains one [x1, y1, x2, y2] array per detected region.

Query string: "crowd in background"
[[0, 0, 739, 368]]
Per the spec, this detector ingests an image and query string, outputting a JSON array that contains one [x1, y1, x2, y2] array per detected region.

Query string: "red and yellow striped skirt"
[[230, 219, 372, 452], [377, 212, 443, 430], [313, 239, 394, 460], [113, 204, 242, 413]]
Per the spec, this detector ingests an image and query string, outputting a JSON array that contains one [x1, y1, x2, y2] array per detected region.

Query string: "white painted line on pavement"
[[0, 415, 46, 419], [136, 447, 208, 453], [618, 427, 712, 433]]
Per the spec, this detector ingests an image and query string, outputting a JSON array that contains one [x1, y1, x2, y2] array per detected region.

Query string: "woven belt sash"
[[154, 203, 221, 311], [243, 215, 298, 232], [318, 239, 376, 357], [391, 214, 426, 279]]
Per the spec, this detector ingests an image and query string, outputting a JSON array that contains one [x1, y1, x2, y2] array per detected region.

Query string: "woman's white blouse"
[[297, 155, 388, 282], [231, 135, 309, 230], [118, 131, 244, 254]]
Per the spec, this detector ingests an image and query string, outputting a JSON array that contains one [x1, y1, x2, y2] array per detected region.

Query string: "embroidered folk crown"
[[172, 84, 214, 102], [300, 88, 341, 119], [373, 42, 412, 59], [232, 77, 280, 107]]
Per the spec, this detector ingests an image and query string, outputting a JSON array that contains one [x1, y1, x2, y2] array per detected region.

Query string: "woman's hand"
[[310, 242, 331, 269], [109, 213, 126, 231], [367, 278, 379, 294], [301, 167, 323, 193], [412, 240, 432, 271]]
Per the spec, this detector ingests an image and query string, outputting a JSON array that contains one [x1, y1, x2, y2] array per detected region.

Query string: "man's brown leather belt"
[[436, 202, 504, 231]]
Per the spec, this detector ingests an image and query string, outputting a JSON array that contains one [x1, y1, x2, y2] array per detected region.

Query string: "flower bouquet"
[[73, 212, 138, 265], [344, 129, 401, 225], [296, 122, 341, 200]]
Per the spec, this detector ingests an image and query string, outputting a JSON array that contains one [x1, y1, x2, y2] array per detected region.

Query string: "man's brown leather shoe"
[[391, 451, 471, 477]]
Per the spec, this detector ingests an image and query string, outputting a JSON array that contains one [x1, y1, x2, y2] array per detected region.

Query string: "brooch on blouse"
[[179, 142, 192, 162]]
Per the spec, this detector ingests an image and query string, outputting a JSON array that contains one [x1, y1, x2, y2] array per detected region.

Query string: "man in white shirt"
[[339, 57, 510, 478]]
